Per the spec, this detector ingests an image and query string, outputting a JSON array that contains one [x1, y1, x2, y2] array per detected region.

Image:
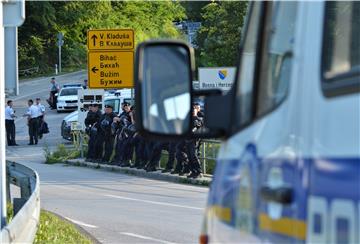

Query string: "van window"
[[235, 2, 262, 127], [235, 2, 297, 129], [322, 2, 360, 96], [256, 2, 297, 116], [104, 99, 120, 114], [124, 98, 134, 105]]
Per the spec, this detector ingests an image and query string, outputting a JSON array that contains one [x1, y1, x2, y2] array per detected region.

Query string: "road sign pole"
[[58, 44, 61, 73], [0, 2, 8, 228]]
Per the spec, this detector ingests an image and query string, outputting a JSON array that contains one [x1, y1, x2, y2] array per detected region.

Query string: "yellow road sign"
[[87, 29, 134, 50], [88, 51, 134, 89]]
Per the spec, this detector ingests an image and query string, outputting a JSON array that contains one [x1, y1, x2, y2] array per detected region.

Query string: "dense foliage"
[[18, 1, 185, 73], [18, 1, 248, 73], [195, 1, 248, 67]]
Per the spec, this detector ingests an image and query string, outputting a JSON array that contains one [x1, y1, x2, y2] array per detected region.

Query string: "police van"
[[133, 1, 360, 243]]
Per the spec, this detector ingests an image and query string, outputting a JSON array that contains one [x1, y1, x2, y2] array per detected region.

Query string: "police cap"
[[105, 104, 113, 109]]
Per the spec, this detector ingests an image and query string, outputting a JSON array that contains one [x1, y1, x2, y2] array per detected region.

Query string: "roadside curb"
[[65, 158, 211, 187]]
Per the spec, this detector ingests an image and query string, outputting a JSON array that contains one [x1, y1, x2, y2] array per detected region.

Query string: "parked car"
[[56, 86, 83, 112], [61, 111, 78, 141]]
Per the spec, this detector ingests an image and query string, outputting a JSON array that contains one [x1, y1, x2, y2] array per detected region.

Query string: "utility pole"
[[0, 1, 7, 228], [57, 32, 64, 74], [1, 0, 25, 228]]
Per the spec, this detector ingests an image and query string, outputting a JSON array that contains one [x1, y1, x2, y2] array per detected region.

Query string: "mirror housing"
[[135, 40, 234, 140], [135, 40, 195, 140]]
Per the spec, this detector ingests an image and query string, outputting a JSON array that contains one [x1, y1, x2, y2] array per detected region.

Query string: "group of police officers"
[[84, 102, 204, 179], [5, 98, 47, 146]]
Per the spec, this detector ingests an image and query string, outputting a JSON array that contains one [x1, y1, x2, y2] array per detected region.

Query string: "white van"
[[134, 1, 360, 243]]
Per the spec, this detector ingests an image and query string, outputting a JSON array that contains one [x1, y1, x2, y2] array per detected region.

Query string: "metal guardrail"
[[19, 67, 39, 76], [199, 139, 221, 175], [72, 132, 221, 176], [1, 161, 40, 243]]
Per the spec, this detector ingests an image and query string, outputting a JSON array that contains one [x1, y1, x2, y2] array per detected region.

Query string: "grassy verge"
[[44, 144, 83, 164], [8, 204, 92, 243], [34, 210, 92, 244]]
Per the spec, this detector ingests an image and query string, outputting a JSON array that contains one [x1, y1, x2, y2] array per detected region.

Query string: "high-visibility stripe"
[[208, 205, 232, 222], [258, 213, 307, 240]]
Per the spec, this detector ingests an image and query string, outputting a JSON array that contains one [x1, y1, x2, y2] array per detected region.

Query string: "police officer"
[[85, 103, 101, 162], [171, 140, 189, 175], [48, 77, 60, 109], [5, 100, 17, 146], [185, 106, 204, 178], [35, 98, 46, 139], [24, 99, 42, 145], [144, 141, 164, 172], [161, 142, 176, 173], [112, 102, 132, 166], [97, 104, 117, 163], [193, 102, 204, 118]]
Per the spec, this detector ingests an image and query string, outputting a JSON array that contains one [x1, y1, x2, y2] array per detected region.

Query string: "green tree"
[[195, 1, 248, 67], [180, 1, 210, 21], [18, 1, 185, 74]]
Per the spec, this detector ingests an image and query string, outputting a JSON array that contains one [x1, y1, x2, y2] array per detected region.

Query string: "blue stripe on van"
[[208, 150, 360, 242]]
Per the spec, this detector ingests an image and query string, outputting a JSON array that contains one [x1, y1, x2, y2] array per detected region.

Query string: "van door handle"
[[260, 186, 293, 204]]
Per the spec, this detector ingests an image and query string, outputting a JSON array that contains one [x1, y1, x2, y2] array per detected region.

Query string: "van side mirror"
[[135, 40, 195, 139]]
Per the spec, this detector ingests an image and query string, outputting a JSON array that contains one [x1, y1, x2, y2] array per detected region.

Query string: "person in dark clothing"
[[118, 103, 134, 167], [97, 104, 117, 163], [171, 140, 189, 175], [161, 142, 177, 173], [193, 102, 204, 118], [85, 103, 101, 161], [144, 141, 165, 172], [185, 107, 204, 178], [112, 103, 132, 166], [130, 135, 147, 168], [142, 140, 155, 169], [145, 141, 176, 173]]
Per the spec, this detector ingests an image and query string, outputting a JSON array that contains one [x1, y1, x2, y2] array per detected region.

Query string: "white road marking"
[[119, 232, 177, 244], [64, 217, 98, 228], [104, 194, 204, 211]]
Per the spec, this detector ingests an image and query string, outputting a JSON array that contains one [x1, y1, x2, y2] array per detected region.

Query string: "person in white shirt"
[[5, 100, 17, 146], [24, 99, 42, 145], [36, 98, 46, 139]]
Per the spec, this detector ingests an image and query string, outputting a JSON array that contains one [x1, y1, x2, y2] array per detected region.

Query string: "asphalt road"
[[5, 72, 209, 244]]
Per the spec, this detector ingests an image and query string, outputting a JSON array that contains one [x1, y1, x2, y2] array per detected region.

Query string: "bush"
[[44, 144, 82, 164]]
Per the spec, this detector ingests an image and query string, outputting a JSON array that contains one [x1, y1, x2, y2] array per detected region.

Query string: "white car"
[[56, 86, 83, 112]]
